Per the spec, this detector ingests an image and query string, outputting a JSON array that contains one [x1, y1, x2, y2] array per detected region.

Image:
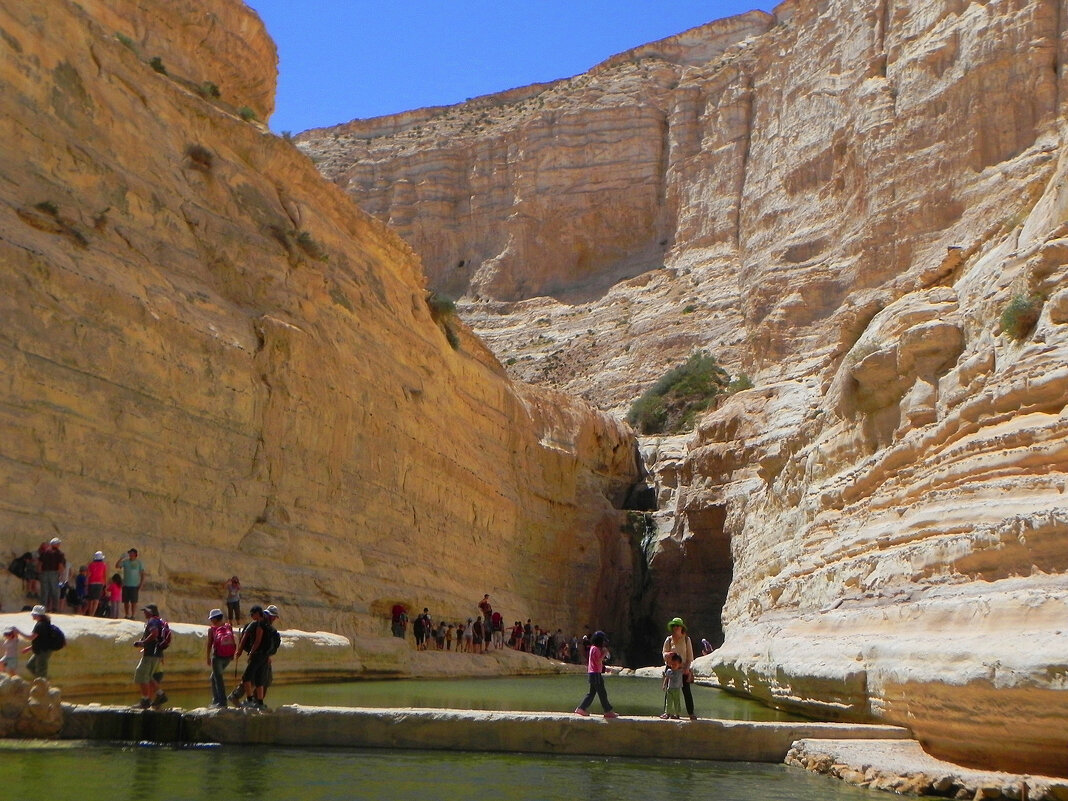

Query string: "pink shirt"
[[587, 644, 605, 674]]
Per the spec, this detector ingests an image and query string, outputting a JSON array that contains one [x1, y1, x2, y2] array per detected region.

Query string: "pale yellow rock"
[[304, 0, 1068, 778], [0, 0, 638, 657]]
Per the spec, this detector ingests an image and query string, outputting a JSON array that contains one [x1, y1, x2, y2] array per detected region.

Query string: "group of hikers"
[[7, 540, 147, 619], [393, 594, 600, 664], [7, 547, 711, 718], [2, 557, 282, 711]]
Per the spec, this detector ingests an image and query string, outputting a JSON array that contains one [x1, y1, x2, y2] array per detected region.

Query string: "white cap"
[[31, 605, 46, 616], [93, 551, 105, 560], [208, 608, 224, 620], [49, 537, 61, 545]]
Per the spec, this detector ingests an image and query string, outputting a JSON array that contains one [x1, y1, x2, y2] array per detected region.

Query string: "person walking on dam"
[[206, 608, 237, 708], [662, 617, 697, 720], [574, 630, 618, 718]]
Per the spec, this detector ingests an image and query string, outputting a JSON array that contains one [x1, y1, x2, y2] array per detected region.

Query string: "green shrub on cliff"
[[626, 351, 732, 435], [1000, 292, 1043, 340]]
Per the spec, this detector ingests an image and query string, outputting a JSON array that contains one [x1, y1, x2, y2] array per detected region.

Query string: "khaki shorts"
[[134, 655, 162, 684]]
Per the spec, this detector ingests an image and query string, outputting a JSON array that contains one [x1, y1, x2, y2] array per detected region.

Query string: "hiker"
[[224, 576, 241, 623], [662, 617, 697, 721], [229, 605, 268, 708], [206, 608, 237, 708], [660, 651, 685, 719], [84, 551, 107, 617], [133, 603, 169, 709], [116, 548, 146, 619], [257, 604, 282, 707], [574, 630, 618, 718], [37, 538, 66, 613], [17, 605, 63, 679]]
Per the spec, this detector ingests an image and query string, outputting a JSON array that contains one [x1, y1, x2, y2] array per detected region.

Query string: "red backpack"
[[213, 623, 237, 658]]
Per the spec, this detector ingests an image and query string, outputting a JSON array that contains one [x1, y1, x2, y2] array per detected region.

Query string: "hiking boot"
[[151, 692, 168, 708], [573, 707, 589, 717], [228, 688, 244, 703], [138, 698, 152, 710], [658, 713, 670, 719], [603, 711, 619, 719]]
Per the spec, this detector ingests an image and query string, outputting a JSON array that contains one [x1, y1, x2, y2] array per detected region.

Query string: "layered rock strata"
[[303, 0, 1068, 777], [0, 0, 637, 649]]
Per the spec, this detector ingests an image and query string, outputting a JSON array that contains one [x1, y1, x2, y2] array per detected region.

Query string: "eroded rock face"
[[0, 0, 637, 648], [304, 0, 1068, 777], [0, 676, 63, 738]]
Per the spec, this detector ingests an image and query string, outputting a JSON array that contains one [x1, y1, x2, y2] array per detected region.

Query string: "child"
[[574, 630, 619, 718], [1, 627, 19, 676], [107, 573, 123, 618], [660, 651, 684, 719]]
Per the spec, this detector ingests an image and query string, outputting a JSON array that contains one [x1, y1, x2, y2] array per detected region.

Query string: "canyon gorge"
[[299, 0, 1068, 778], [0, 0, 1065, 783], [0, 0, 637, 670]]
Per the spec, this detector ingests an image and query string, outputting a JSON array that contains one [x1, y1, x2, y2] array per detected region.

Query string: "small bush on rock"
[[1000, 293, 1043, 340], [626, 351, 732, 435]]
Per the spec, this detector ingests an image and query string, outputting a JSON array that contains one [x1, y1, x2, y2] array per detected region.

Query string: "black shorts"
[[87, 584, 104, 601], [242, 655, 270, 687], [122, 586, 140, 603]]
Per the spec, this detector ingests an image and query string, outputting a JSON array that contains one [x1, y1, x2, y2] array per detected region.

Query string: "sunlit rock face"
[[303, 0, 1068, 776], [0, 0, 639, 651]]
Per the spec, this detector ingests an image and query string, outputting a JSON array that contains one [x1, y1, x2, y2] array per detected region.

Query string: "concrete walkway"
[[61, 703, 910, 762]]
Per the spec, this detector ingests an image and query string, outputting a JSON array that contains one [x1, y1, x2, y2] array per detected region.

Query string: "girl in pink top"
[[106, 573, 123, 618], [574, 630, 618, 718]]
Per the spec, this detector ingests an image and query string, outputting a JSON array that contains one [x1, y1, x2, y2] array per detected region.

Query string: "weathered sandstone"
[[787, 739, 1068, 801], [0, 0, 638, 654], [304, 0, 1068, 777]]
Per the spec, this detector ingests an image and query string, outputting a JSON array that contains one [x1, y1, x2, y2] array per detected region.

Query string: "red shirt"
[[87, 560, 107, 584]]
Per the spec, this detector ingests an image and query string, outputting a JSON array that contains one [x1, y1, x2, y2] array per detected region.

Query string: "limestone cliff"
[[0, 0, 638, 652], [302, 0, 1068, 777]]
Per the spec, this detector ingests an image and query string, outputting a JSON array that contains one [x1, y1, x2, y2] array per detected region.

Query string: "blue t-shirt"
[[121, 558, 144, 588]]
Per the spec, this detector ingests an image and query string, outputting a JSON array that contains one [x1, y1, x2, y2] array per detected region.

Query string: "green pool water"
[[0, 741, 886, 801], [132, 674, 807, 721]]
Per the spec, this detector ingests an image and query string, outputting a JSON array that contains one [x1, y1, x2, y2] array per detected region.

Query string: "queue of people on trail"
[[391, 594, 593, 665]]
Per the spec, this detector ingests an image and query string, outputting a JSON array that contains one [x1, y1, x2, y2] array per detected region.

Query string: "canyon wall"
[[304, 0, 1068, 776], [0, 0, 638, 648]]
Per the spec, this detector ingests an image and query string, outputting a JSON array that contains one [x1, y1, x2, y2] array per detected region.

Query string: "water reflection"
[[0, 742, 886, 801], [127, 675, 806, 722]]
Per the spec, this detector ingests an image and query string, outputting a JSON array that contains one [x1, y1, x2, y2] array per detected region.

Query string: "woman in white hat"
[[85, 551, 107, 617]]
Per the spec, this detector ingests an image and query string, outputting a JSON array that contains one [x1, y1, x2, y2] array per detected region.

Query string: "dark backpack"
[[264, 625, 281, 656], [8, 553, 30, 579], [46, 623, 65, 651], [156, 618, 173, 651]]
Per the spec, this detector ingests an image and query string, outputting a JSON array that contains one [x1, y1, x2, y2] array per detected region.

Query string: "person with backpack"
[[133, 603, 170, 709], [206, 608, 237, 708], [229, 605, 268, 708], [256, 604, 282, 708], [16, 605, 64, 679]]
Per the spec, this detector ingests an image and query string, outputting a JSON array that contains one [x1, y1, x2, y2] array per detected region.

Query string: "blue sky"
[[244, 2, 778, 133]]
